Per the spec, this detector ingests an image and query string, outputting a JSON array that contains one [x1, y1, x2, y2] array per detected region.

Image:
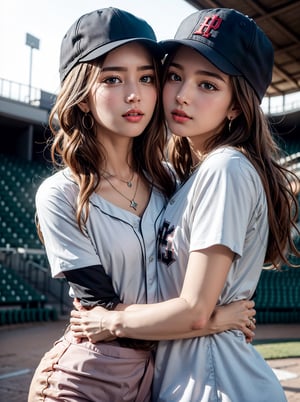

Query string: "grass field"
[[254, 340, 300, 359]]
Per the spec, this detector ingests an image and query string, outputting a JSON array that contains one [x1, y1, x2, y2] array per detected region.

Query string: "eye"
[[140, 74, 155, 84], [102, 76, 122, 85], [200, 81, 217, 91], [167, 71, 181, 82]]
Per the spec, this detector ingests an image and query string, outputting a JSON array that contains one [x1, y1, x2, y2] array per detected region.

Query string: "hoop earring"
[[82, 113, 94, 130], [228, 117, 233, 133]]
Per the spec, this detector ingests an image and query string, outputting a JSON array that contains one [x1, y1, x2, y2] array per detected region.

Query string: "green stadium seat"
[[255, 267, 300, 323]]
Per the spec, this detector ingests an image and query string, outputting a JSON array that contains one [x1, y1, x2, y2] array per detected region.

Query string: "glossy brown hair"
[[164, 53, 300, 269], [37, 45, 175, 237]]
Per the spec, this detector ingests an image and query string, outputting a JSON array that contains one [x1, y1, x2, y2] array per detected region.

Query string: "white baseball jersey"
[[153, 147, 286, 401], [36, 168, 166, 305]]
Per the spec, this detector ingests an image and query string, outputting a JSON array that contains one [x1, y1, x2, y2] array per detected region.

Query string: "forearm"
[[106, 302, 240, 340], [102, 297, 211, 340], [71, 249, 255, 342], [71, 299, 255, 342]]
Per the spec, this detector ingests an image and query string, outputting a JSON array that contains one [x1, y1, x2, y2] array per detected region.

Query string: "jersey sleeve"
[[189, 150, 257, 257], [64, 265, 121, 309], [36, 174, 121, 308], [35, 174, 104, 277]]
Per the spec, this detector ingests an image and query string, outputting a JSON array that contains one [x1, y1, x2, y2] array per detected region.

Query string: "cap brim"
[[160, 39, 241, 76], [81, 38, 164, 62]]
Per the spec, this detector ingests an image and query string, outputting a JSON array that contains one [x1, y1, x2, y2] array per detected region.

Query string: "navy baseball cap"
[[160, 8, 274, 102], [59, 7, 163, 82]]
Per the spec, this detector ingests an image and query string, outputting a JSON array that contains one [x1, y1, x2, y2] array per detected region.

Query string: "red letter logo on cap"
[[194, 15, 222, 38]]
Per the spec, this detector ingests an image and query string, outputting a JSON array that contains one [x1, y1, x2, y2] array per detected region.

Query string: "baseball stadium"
[[0, 1, 300, 401]]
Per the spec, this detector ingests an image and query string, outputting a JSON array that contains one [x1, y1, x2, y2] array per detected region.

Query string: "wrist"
[[102, 311, 125, 337], [210, 307, 228, 333]]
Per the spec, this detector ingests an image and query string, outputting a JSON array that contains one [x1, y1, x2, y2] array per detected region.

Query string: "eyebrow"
[[101, 65, 154, 72], [170, 62, 227, 83]]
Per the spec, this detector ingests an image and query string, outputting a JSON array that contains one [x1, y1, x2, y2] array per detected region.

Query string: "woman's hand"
[[70, 303, 116, 343], [209, 300, 256, 343]]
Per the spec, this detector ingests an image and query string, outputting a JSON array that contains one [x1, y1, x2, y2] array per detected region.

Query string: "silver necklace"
[[103, 175, 139, 210], [102, 169, 134, 188]]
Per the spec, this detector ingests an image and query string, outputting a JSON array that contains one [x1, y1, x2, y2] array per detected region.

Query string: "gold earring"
[[228, 117, 233, 132], [82, 112, 94, 130]]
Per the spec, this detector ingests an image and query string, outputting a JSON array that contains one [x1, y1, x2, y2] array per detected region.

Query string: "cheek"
[[91, 90, 115, 116], [146, 87, 158, 110], [95, 88, 114, 105], [162, 85, 174, 109]]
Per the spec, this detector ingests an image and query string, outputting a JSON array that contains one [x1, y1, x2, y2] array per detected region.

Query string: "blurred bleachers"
[[254, 266, 300, 324], [254, 139, 300, 323], [0, 153, 52, 250], [0, 154, 71, 324], [0, 150, 299, 325], [0, 262, 57, 324]]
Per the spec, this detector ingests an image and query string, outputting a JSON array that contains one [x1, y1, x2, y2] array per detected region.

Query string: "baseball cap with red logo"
[[59, 7, 163, 83], [160, 8, 274, 102]]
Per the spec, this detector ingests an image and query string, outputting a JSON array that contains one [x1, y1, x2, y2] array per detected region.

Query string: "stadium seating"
[[0, 154, 61, 323], [254, 267, 300, 323], [0, 153, 51, 249], [0, 153, 299, 324], [253, 140, 300, 323], [0, 262, 57, 325]]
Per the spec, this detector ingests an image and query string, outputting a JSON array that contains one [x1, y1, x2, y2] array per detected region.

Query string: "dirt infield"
[[0, 319, 299, 402]]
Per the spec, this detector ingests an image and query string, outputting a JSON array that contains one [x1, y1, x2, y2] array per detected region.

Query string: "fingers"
[[248, 308, 256, 320], [247, 300, 255, 309], [246, 317, 256, 330], [245, 334, 254, 344], [69, 322, 83, 333], [70, 315, 85, 333], [70, 309, 82, 318], [241, 312, 256, 343], [73, 298, 83, 311], [244, 328, 255, 341]]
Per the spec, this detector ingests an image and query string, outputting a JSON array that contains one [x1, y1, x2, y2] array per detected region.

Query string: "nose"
[[176, 93, 188, 105], [125, 92, 140, 103]]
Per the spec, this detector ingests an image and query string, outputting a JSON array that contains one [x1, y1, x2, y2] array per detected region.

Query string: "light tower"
[[25, 33, 40, 103]]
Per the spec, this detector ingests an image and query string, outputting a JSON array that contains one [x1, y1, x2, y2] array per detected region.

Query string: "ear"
[[78, 100, 89, 114], [227, 103, 241, 121]]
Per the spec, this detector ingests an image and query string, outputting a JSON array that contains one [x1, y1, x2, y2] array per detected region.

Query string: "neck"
[[103, 162, 134, 177], [100, 138, 134, 177]]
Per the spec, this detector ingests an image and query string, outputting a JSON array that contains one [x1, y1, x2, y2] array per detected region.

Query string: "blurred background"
[[0, 2, 299, 399]]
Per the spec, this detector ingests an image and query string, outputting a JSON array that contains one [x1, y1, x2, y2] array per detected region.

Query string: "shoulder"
[[204, 147, 247, 167], [192, 147, 264, 201], [36, 168, 78, 205], [201, 147, 258, 179]]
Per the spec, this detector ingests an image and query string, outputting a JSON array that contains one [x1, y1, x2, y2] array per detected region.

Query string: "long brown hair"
[[37, 48, 175, 239], [166, 58, 300, 269]]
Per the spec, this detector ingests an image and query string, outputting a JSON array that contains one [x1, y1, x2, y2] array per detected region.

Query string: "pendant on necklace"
[[130, 200, 138, 210], [127, 181, 133, 188]]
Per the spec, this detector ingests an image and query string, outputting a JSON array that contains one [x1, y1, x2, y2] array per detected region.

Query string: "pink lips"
[[122, 109, 144, 123], [171, 109, 191, 123]]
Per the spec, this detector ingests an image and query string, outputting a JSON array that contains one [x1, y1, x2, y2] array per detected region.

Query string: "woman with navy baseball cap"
[[28, 7, 257, 402], [27, 7, 171, 401], [71, 8, 299, 401]]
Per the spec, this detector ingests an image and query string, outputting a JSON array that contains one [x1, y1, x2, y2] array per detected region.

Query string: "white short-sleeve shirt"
[[153, 147, 286, 402], [36, 168, 166, 305]]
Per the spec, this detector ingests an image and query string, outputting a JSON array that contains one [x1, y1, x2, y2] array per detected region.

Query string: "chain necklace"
[[102, 169, 134, 188], [103, 174, 139, 210]]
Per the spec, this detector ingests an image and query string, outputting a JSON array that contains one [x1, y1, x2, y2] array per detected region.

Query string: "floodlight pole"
[[28, 47, 33, 102], [26, 33, 40, 103]]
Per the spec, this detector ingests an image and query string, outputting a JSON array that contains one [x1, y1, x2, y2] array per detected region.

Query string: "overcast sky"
[[0, 0, 196, 94]]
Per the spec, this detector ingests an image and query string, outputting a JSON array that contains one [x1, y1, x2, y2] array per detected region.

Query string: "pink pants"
[[28, 330, 154, 402]]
